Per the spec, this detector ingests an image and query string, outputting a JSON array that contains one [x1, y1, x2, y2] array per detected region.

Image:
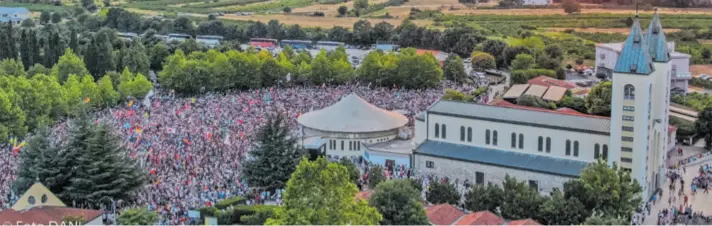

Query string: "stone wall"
[[415, 154, 577, 195]]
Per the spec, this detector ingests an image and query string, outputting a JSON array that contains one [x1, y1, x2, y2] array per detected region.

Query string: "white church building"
[[414, 13, 675, 198]]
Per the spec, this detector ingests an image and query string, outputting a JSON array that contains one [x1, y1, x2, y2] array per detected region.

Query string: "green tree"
[[368, 165, 386, 189], [697, 107, 712, 149], [149, 42, 170, 71], [339, 157, 360, 184], [40, 11, 51, 24], [426, 180, 460, 205], [0, 58, 27, 77], [338, 6, 348, 16], [51, 12, 62, 23], [28, 64, 50, 78], [562, 0, 582, 14], [85, 32, 115, 79], [558, 95, 587, 113], [283, 6, 292, 13], [585, 81, 612, 116], [354, 0, 368, 9], [266, 157, 382, 225], [122, 39, 150, 75], [500, 175, 544, 220], [511, 53, 535, 70], [97, 75, 119, 108], [470, 51, 496, 71], [64, 123, 146, 208], [117, 207, 158, 225], [52, 48, 89, 83], [583, 212, 629, 225], [464, 183, 504, 213], [369, 179, 429, 225], [396, 48, 442, 89], [21, 18, 35, 27], [569, 159, 642, 220], [536, 188, 588, 225], [443, 89, 473, 102], [443, 55, 468, 83], [14, 128, 64, 195], [0, 89, 27, 143], [242, 113, 305, 193], [517, 95, 554, 109]]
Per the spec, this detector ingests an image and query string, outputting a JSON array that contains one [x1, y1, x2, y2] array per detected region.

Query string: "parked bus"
[[280, 40, 313, 50], [249, 38, 279, 48], [315, 41, 344, 51]]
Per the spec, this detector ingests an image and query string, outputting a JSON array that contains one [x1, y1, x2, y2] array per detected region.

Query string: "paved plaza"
[[643, 144, 712, 225]]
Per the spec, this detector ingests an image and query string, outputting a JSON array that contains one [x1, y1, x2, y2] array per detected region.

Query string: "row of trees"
[[159, 46, 443, 95], [0, 49, 153, 142], [423, 160, 640, 225], [15, 116, 145, 208]]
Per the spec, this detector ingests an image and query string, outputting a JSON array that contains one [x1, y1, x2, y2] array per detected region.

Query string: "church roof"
[[416, 140, 590, 177], [613, 17, 655, 75], [645, 11, 671, 62], [298, 93, 408, 133], [429, 100, 610, 135]]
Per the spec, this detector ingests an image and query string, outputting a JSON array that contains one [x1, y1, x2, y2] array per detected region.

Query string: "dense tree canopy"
[[266, 157, 382, 225], [426, 180, 460, 205], [369, 179, 429, 225], [585, 81, 613, 116]]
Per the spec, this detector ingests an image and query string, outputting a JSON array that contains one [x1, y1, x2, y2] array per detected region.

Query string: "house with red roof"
[[0, 182, 104, 225], [425, 204, 465, 225], [527, 75, 576, 89], [454, 211, 505, 225]]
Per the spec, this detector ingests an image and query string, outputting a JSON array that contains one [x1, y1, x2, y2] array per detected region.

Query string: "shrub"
[[215, 196, 246, 210]]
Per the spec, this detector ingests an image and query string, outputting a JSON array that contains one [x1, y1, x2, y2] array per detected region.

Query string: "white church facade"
[[414, 13, 675, 198]]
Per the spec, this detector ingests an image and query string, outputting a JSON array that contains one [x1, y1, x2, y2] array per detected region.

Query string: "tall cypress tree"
[[20, 29, 32, 69], [7, 23, 16, 60], [52, 32, 65, 65], [43, 35, 54, 67], [69, 29, 79, 53], [86, 33, 114, 79], [30, 30, 41, 67]]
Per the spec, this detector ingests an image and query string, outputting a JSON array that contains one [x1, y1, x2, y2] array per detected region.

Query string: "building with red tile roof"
[[454, 211, 505, 225], [507, 218, 541, 225], [425, 204, 465, 225], [489, 99, 608, 119], [0, 206, 103, 225], [527, 75, 576, 89]]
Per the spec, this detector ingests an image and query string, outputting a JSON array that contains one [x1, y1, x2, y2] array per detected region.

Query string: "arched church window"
[[624, 84, 635, 100]]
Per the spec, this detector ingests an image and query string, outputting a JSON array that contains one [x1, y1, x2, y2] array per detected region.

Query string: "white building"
[[167, 33, 192, 42], [522, 0, 551, 5], [414, 13, 675, 198], [298, 94, 409, 162], [595, 13, 691, 92]]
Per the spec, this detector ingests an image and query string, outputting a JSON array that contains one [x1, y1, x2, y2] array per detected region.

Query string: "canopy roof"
[[298, 94, 408, 133]]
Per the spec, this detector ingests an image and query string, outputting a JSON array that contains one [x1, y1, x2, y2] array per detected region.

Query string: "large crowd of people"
[[0, 83, 481, 223]]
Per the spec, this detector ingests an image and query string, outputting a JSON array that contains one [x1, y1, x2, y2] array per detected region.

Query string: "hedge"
[[214, 196, 246, 210]]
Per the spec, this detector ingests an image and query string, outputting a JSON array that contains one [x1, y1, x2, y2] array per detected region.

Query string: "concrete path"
[[643, 146, 712, 225]]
